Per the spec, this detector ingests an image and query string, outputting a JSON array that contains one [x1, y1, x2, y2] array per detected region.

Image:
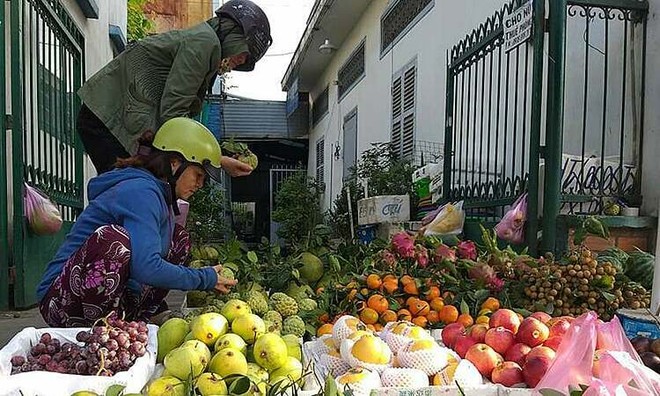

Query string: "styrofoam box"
[[0, 325, 158, 396], [358, 195, 411, 226]]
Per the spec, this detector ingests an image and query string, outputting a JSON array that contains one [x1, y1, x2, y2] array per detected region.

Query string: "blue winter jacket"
[[36, 167, 217, 301]]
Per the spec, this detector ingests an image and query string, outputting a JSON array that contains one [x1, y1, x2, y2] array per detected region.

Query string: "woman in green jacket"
[[77, 0, 272, 175]]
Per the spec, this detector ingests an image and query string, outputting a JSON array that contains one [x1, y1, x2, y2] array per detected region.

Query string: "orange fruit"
[[406, 296, 419, 308], [426, 310, 440, 324], [380, 310, 397, 323], [347, 289, 358, 301], [456, 313, 474, 327], [412, 316, 428, 328], [403, 282, 419, 295], [360, 307, 379, 325], [360, 288, 369, 296], [367, 294, 389, 314], [382, 280, 399, 294], [438, 305, 459, 324], [318, 312, 330, 323], [476, 315, 490, 325], [430, 297, 445, 312], [400, 275, 415, 285], [317, 323, 333, 336], [366, 274, 382, 290], [383, 274, 397, 283], [410, 300, 430, 317], [366, 324, 376, 332], [424, 286, 441, 301], [397, 309, 412, 322], [481, 297, 500, 312], [374, 323, 384, 332]]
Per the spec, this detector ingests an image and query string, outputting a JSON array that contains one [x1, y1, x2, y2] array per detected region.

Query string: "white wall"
[[307, 0, 503, 210]]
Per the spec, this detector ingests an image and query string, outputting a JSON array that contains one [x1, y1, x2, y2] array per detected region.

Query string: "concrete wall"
[[642, 0, 660, 216]]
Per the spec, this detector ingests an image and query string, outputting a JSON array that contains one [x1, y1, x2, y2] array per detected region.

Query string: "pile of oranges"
[[340, 273, 487, 331]]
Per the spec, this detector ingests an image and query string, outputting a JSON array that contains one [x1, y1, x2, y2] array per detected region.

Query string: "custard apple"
[[298, 298, 318, 312], [226, 292, 241, 301], [186, 291, 208, 308], [245, 291, 269, 315], [270, 293, 299, 317], [282, 315, 305, 337], [265, 320, 282, 334], [220, 267, 235, 280]]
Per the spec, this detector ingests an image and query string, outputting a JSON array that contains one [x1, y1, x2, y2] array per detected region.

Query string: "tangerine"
[[366, 324, 376, 332], [382, 280, 399, 294], [397, 309, 412, 322], [412, 316, 428, 328], [438, 305, 459, 324], [373, 323, 384, 332], [426, 310, 440, 324], [382, 274, 398, 283], [430, 297, 445, 312], [360, 308, 379, 325], [410, 300, 430, 317], [366, 274, 382, 290], [400, 275, 415, 285], [317, 323, 333, 336], [406, 296, 419, 308], [380, 310, 397, 323], [476, 315, 490, 325], [456, 313, 474, 327], [403, 282, 419, 295], [481, 297, 500, 312], [367, 294, 389, 314], [424, 286, 441, 301]]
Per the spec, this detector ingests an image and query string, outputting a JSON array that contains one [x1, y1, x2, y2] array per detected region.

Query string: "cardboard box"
[[357, 195, 411, 225]]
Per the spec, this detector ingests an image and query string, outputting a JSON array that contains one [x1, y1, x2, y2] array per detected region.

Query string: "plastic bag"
[[536, 312, 660, 395], [423, 201, 465, 236], [23, 183, 62, 235], [494, 193, 527, 244], [0, 325, 158, 396]]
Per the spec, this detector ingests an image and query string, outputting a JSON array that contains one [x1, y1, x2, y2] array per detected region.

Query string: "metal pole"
[[526, 0, 546, 256], [0, 0, 9, 309], [442, 50, 454, 202], [540, 0, 567, 253]]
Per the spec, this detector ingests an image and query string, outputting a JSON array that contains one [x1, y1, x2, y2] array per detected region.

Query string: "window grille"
[[316, 138, 325, 187], [338, 41, 365, 99], [381, 0, 433, 54]]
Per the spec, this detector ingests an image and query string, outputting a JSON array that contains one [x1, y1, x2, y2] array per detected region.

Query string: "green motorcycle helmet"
[[152, 117, 223, 182]]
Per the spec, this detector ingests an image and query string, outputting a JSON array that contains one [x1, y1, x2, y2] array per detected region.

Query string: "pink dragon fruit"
[[457, 240, 478, 260], [380, 249, 397, 268], [434, 244, 457, 263], [391, 232, 415, 259], [487, 276, 505, 293], [415, 246, 430, 268]]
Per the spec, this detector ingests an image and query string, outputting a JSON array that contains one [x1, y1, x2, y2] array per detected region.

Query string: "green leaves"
[[127, 0, 154, 42]]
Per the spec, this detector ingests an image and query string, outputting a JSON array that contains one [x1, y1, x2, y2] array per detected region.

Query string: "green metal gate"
[[443, 0, 648, 254], [3, 0, 85, 309]]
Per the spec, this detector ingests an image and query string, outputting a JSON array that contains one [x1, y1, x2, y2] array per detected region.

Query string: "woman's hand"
[[221, 156, 253, 177], [213, 264, 238, 294]]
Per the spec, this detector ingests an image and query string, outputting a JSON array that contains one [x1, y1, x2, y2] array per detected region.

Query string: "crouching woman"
[[37, 118, 235, 327]]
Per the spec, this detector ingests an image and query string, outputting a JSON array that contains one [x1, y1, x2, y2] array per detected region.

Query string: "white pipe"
[[652, 199, 660, 315]]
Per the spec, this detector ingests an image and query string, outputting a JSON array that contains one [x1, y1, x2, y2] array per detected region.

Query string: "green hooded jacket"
[[78, 18, 247, 155]]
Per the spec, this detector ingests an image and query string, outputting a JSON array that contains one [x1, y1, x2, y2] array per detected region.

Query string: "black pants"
[[76, 104, 130, 174]]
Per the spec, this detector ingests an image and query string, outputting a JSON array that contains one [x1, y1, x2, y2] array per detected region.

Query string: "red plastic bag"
[[23, 183, 62, 235], [494, 193, 527, 244], [536, 312, 660, 395]]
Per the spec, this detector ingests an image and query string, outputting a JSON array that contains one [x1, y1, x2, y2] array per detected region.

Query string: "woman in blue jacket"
[[37, 118, 237, 327]]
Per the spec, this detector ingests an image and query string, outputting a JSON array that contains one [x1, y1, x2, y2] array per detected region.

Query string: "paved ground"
[[0, 290, 186, 348]]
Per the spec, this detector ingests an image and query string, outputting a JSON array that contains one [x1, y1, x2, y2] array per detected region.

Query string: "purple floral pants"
[[39, 224, 190, 327]]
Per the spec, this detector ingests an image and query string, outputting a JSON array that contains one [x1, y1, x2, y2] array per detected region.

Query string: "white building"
[[282, 0, 660, 220]]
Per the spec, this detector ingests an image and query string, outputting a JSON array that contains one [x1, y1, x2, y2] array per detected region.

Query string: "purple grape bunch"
[[10, 315, 148, 376]]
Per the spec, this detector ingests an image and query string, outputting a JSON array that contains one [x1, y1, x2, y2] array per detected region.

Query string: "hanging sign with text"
[[504, 0, 533, 52]]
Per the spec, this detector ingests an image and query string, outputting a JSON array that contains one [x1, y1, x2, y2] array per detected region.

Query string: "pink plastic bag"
[[23, 183, 63, 235], [494, 193, 527, 244], [536, 311, 660, 395]]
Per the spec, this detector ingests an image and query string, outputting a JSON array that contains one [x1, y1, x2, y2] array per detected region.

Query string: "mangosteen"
[[651, 339, 660, 356], [631, 336, 651, 354], [640, 351, 660, 372]]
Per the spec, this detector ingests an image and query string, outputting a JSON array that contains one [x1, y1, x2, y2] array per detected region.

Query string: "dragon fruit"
[[415, 246, 429, 268], [487, 276, 505, 293], [467, 262, 496, 283], [392, 232, 415, 259], [434, 244, 457, 263], [380, 249, 397, 268], [457, 240, 478, 260]]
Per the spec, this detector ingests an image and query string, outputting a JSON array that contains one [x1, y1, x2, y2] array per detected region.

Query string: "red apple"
[[441, 322, 466, 349], [454, 334, 478, 358], [548, 318, 571, 338], [504, 343, 532, 367], [527, 345, 556, 361], [543, 336, 563, 351], [516, 317, 550, 347], [530, 312, 552, 324], [523, 355, 553, 387], [485, 326, 516, 355], [492, 361, 525, 387], [469, 324, 489, 343], [489, 309, 521, 333], [465, 343, 504, 378]]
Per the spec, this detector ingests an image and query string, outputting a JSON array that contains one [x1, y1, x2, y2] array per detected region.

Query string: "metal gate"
[[443, 0, 648, 254], [269, 166, 306, 243], [1, 0, 85, 308]]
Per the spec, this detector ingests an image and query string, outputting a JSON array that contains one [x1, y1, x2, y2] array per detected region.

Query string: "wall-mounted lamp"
[[318, 38, 337, 55]]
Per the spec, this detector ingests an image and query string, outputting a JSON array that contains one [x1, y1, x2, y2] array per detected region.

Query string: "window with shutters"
[[316, 138, 325, 188], [391, 59, 417, 159], [381, 0, 434, 55], [338, 40, 366, 100], [312, 86, 329, 126]]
